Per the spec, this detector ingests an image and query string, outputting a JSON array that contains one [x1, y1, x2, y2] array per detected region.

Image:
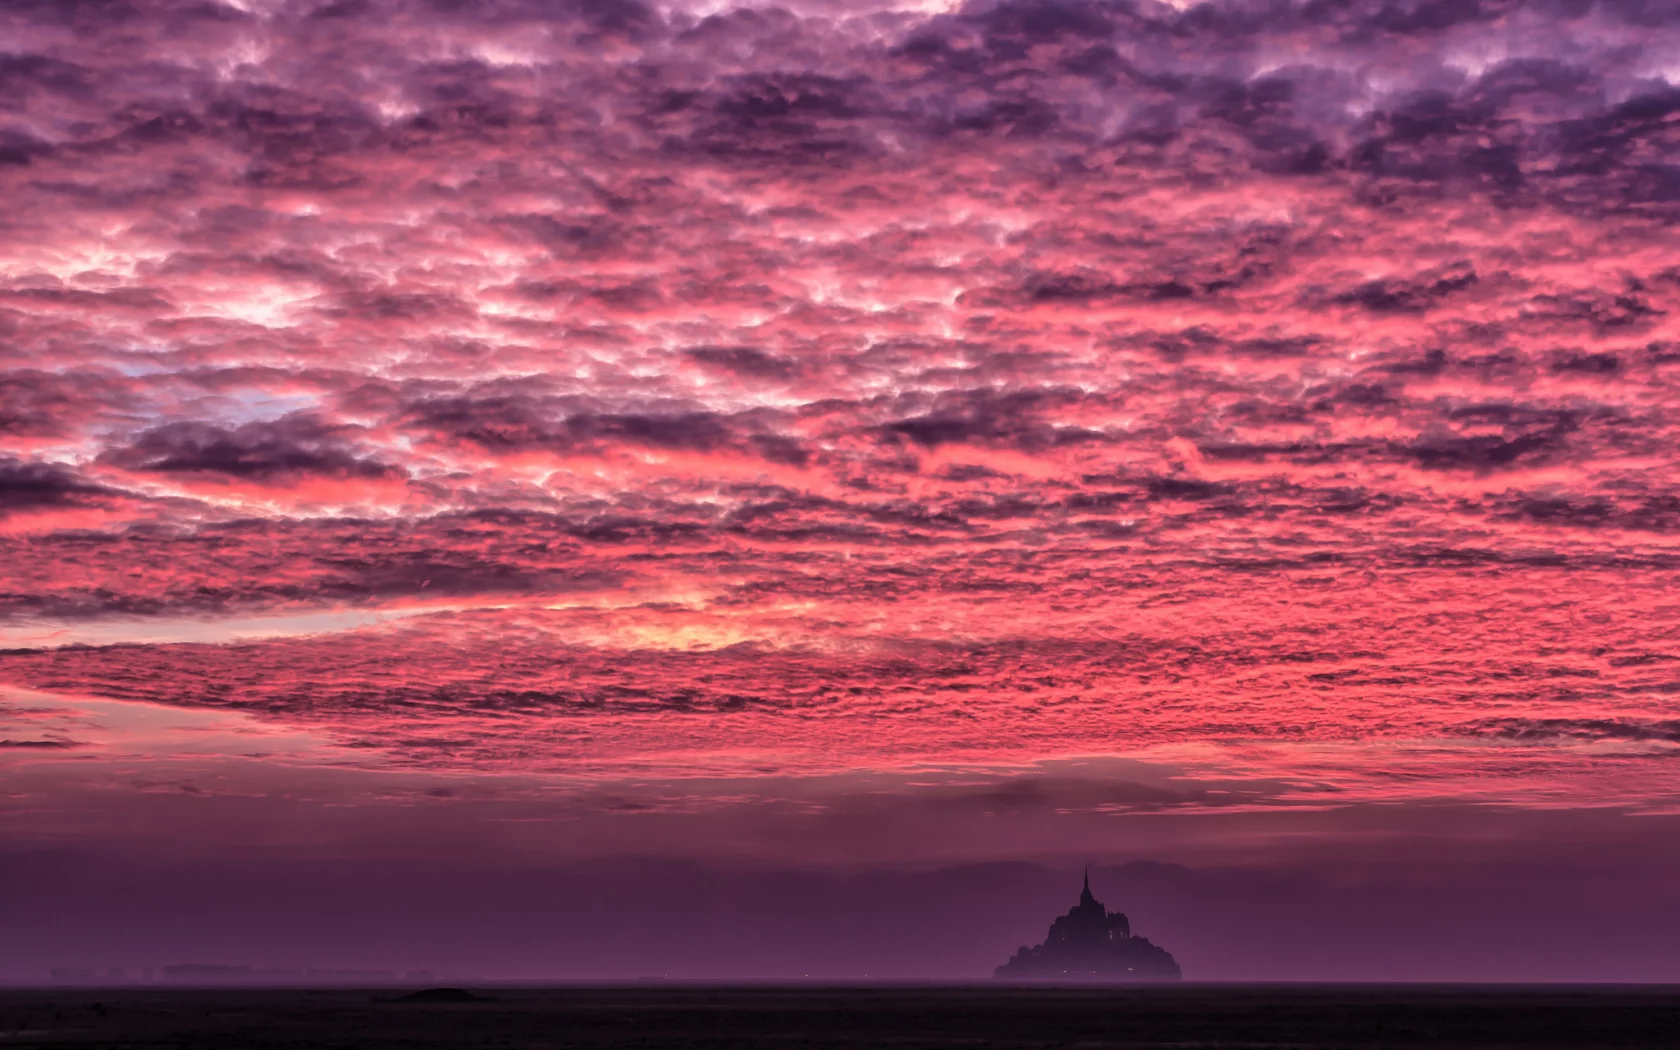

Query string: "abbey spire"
[[994, 871, 1180, 982]]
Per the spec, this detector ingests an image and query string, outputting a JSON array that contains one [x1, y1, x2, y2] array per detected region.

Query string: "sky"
[[4, 0, 1680, 982]]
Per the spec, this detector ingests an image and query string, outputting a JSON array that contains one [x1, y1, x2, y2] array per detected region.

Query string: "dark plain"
[[2, 985, 1678, 1049]]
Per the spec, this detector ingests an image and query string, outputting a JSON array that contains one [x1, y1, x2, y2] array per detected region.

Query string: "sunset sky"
[[4, 0, 1680, 981]]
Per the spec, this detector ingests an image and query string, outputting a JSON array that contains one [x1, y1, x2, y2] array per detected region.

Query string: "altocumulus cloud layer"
[[3, 0, 1680, 810]]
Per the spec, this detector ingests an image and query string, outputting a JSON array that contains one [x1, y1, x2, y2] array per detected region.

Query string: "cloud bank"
[[2, 0, 1680, 809]]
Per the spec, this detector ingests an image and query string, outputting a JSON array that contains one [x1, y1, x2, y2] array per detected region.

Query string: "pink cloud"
[[1, 0, 1679, 858]]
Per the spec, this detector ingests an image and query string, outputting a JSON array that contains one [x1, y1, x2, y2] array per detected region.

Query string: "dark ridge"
[[393, 988, 494, 1003]]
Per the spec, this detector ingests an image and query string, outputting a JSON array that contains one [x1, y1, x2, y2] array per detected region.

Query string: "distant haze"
[[8, 805, 1680, 983]]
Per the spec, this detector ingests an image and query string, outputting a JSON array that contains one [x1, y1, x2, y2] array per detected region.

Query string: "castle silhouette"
[[994, 869, 1182, 981]]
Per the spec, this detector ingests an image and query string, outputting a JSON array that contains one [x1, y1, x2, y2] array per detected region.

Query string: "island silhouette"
[[994, 869, 1181, 981]]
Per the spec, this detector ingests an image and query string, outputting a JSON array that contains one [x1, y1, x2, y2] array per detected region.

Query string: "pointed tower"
[[993, 864, 1180, 981]]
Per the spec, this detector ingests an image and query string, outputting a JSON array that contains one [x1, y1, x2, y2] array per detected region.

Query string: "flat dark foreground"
[[1, 985, 1677, 1049]]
